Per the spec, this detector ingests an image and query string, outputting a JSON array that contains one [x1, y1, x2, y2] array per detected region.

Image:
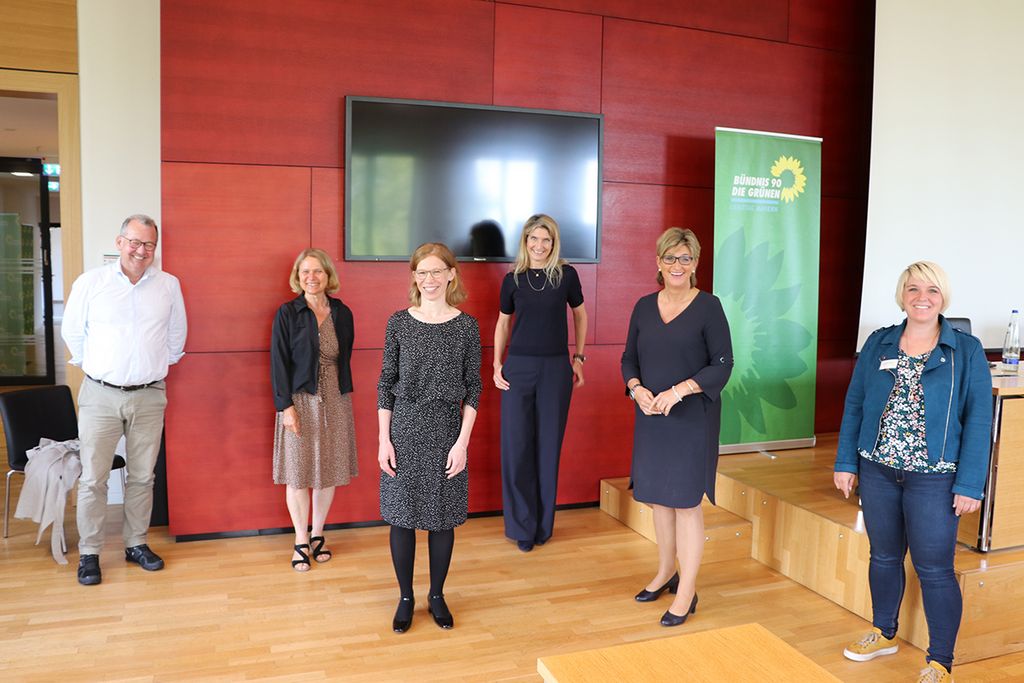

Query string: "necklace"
[[901, 326, 940, 355], [527, 269, 546, 292]]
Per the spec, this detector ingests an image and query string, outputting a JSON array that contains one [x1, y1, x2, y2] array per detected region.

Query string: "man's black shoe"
[[125, 544, 164, 571], [78, 554, 102, 585]]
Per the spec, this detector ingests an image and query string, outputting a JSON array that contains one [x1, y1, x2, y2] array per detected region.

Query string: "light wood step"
[[599, 477, 752, 564], [714, 447, 1024, 664]]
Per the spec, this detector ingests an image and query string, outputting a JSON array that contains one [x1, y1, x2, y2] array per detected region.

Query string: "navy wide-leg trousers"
[[500, 354, 573, 544]]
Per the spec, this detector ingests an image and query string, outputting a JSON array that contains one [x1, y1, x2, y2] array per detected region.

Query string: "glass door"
[[0, 156, 55, 385]]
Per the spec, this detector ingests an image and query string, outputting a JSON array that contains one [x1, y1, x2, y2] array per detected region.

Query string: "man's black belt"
[[88, 376, 160, 392]]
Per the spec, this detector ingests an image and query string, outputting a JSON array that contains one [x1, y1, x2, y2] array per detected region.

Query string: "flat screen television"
[[345, 97, 602, 262]]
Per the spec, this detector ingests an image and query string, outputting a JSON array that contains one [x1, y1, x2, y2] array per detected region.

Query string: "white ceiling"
[[0, 94, 59, 161]]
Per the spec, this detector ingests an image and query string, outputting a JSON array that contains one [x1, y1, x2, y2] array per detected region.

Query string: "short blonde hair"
[[289, 248, 340, 294], [408, 242, 467, 306], [656, 227, 700, 287], [895, 261, 950, 313]]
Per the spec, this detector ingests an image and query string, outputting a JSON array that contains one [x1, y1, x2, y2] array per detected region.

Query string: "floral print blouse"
[[859, 349, 957, 473]]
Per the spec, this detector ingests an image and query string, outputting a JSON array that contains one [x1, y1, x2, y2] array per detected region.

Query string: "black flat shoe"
[[392, 597, 414, 633], [660, 592, 698, 627], [635, 572, 679, 602], [125, 544, 164, 571], [78, 554, 101, 586], [427, 594, 454, 629], [517, 540, 534, 552]]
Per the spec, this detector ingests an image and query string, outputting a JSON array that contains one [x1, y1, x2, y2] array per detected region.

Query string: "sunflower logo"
[[771, 155, 807, 203], [716, 228, 814, 442]]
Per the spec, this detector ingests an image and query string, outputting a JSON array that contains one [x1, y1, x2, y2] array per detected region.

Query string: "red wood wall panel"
[[818, 196, 868, 353], [161, 0, 875, 536], [162, 0, 495, 168], [162, 163, 311, 353], [493, 4, 603, 113], [311, 168, 343, 260], [500, 0, 790, 42], [166, 350, 388, 536], [789, 0, 876, 55], [596, 182, 714, 344], [557, 345, 633, 501], [601, 19, 873, 199], [166, 352, 278, 535]]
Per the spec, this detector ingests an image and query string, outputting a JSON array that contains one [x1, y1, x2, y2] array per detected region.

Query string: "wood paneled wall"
[[0, 0, 77, 73], [160, 0, 875, 536]]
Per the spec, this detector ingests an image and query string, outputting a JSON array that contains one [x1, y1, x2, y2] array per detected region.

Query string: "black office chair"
[[0, 385, 126, 538], [946, 317, 972, 335]]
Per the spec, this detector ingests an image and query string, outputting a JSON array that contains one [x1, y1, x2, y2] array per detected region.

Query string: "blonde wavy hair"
[[511, 213, 567, 288]]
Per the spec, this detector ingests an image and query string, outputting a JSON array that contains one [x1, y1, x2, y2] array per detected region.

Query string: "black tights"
[[389, 525, 455, 598]]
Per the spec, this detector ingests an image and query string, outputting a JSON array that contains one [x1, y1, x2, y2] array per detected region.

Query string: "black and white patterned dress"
[[377, 310, 482, 531]]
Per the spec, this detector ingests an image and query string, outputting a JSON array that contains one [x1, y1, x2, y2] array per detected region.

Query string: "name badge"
[[879, 358, 897, 370]]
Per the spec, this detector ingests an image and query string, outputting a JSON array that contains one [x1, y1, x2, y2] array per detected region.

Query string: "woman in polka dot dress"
[[377, 242, 482, 634]]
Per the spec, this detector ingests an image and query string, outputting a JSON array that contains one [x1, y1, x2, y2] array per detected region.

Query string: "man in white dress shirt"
[[62, 214, 187, 585]]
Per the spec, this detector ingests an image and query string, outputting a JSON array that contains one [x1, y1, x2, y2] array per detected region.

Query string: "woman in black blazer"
[[270, 248, 358, 571]]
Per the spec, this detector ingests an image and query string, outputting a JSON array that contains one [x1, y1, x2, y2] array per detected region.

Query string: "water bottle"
[[1003, 309, 1020, 374]]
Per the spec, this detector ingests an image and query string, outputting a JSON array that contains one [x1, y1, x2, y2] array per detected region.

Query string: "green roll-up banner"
[[713, 128, 821, 452]]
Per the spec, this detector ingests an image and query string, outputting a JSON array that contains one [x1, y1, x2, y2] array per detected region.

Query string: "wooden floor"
[[4, 475, 1024, 682]]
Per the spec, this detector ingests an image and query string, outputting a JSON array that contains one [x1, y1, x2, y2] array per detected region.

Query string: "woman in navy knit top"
[[492, 214, 588, 552]]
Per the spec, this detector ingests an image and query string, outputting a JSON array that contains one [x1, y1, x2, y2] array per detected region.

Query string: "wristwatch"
[[572, 353, 586, 364], [627, 381, 640, 400]]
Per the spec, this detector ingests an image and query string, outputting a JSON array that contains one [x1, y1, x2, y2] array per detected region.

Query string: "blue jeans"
[[858, 456, 962, 668]]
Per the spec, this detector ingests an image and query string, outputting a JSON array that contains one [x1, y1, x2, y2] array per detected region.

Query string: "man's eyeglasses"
[[414, 268, 449, 281], [660, 254, 693, 265], [123, 238, 157, 252]]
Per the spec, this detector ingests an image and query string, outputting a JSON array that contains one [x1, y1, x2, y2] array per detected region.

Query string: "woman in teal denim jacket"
[[833, 261, 992, 683]]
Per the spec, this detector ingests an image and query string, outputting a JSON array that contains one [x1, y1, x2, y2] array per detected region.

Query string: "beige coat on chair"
[[14, 438, 81, 564]]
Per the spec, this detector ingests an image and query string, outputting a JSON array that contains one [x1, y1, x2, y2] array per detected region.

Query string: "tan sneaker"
[[917, 661, 953, 682], [842, 627, 899, 661]]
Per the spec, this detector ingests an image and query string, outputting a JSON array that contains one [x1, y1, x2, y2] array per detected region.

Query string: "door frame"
[[0, 156, 55, 384], [0, 69, 82, 395]]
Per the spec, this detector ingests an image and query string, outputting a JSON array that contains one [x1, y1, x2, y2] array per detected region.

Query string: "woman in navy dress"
[[493, 214, 587, 552], [621, 228, 733, 627]]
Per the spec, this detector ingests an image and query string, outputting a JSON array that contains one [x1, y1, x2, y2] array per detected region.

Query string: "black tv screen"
[[345, 97, 602, 262]]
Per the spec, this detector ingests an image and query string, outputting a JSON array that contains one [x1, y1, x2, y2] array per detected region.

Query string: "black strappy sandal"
[[292, 543, 311, 572], [310, 535, 332, 563]]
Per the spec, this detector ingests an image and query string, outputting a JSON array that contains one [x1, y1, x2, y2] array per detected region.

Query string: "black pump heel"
[[634, 572, 679, 602], [660, 592, 698, 627]]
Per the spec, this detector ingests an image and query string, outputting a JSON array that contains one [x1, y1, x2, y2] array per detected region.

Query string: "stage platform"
[[600, 434, 1024, 664]]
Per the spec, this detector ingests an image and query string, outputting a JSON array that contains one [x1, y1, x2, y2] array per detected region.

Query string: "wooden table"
[[537, 622, 840, 682], [959, 370, 1024, 551]]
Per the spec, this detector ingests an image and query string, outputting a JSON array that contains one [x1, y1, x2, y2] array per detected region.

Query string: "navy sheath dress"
[[621, 291, 733, 508]]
